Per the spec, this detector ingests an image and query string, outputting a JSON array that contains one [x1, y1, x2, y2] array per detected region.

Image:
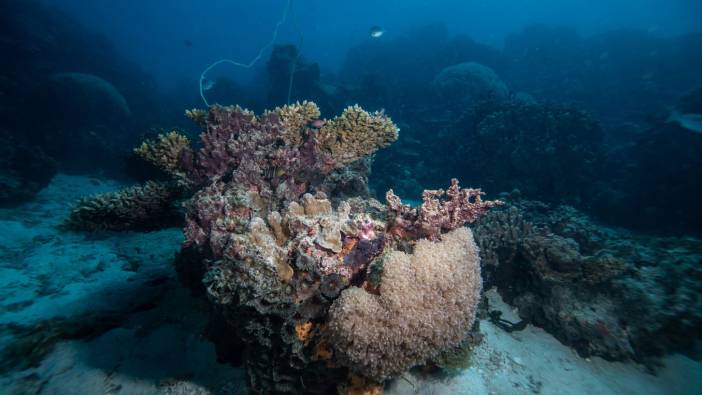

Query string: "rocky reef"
[[68, 101, 500, 393], [473, 196, 702, 367]]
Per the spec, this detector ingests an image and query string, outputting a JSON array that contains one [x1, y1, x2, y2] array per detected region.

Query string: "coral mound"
[[67, 101, 499, 393], [433, 62, 509, 107], [328, 227, 482, 381]]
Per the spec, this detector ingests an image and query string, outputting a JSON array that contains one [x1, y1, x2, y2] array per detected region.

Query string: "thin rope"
[[199, 0, 293, 107]]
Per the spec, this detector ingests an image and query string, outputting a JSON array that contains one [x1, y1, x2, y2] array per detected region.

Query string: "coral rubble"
[[68, 101, 499, 393]]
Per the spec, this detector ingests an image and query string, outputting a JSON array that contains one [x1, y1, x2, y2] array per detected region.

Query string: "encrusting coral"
[[67, 100, 500, 394]]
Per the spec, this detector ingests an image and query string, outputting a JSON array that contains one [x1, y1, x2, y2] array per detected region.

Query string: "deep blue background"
[[47, 0, 702, 90]]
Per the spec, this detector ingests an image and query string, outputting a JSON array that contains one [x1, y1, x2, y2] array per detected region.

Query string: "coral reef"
[[471, 102, 604, 205], [2, 0, 161, 176], [68, 100, 500, 393], [473, 198, 702, 366], [65, 181, 182, 231], [371, 99, 604, 211], [432, 62, 509, 108], [49, 72, 132, 118]]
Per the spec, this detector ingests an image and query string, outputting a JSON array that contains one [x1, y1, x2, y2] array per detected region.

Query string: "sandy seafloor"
[[0, 175, 700, 395]]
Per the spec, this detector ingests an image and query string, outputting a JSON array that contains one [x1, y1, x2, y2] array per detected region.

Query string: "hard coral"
[[269, 100, 321, 145], [317, 105, 399, 167], [67, 100, 499, 393], [386, 178, 502, 241], [65, 181, 180, 231], [327, 227, 482, 381], [133, 131, 193, 186], [473, 199, 702, 366]]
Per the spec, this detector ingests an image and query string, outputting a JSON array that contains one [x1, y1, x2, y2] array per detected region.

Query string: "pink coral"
[[386, 178, 502, 241]]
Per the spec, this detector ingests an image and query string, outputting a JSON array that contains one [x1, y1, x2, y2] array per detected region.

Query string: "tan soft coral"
[[327, 227, 482, 381], [317, 105, 399, 167]]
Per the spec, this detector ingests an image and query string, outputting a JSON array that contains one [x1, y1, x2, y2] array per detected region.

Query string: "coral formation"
[[433, 62, 509, 108], [386, 178, 501, 241], [133, 131, 193, 185], [327, 227, 482, 381], [68, 100, 499, 393], [317, 105, 399, 167], [65, 181, 181, 231], [473, 198, 702, 366]]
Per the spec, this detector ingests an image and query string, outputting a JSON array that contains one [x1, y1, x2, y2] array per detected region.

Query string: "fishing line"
[[199, 0, 293, 106]]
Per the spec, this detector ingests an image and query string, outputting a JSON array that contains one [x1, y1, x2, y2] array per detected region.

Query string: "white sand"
[[385, 289, 702, 395]]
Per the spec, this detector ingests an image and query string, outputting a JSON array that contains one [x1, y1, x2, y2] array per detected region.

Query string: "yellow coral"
[[318, 105, 399, 166], [134, 131, 192, 184], [269, 101, 321, 145], [184, 108, 207, 127]]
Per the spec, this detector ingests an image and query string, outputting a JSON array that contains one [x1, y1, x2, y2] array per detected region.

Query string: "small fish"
[[309, 119, 325, 129], [184, 39, 193, 47], [369, 25, 384, 38], [202, 78, 215, 91], [668, 111, 702, 133]]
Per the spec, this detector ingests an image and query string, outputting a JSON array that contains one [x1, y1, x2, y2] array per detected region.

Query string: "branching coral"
[[268, 100, 321, 145], [317, 105, 399, 167], [134, 131, 193, 185], [327, 227, 483, 381], [386, 178, 502, 241], [65, 181, 180, 231]]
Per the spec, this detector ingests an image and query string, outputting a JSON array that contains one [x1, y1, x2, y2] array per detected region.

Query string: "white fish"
[[369, 25, 384, 38], [668, 111, 702, 133]]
